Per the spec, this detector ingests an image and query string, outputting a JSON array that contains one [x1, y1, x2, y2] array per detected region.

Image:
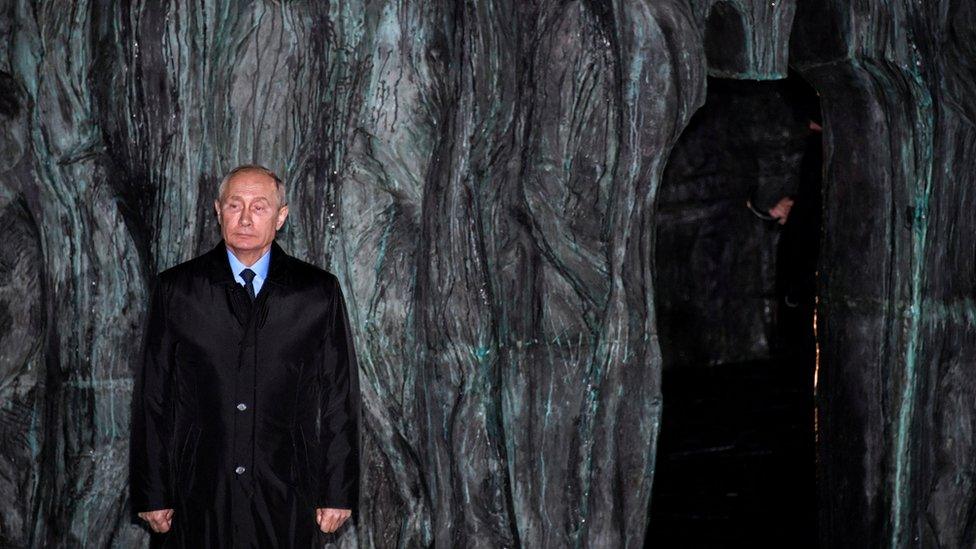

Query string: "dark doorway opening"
[[646, 71, 822, 546]]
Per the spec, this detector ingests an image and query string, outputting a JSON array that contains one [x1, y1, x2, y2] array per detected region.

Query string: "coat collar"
[[204, 238, 294, 288]]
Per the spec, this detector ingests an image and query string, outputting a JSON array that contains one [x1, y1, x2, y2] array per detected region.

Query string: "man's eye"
[[227, 204, 240, 210], [254, 206, 265, 212]]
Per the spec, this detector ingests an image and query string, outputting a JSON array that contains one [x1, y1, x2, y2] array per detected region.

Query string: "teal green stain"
[[28, 393, 40, 456], [707, 67, 788, 80], [473, 345, 491, 363], [108, 371, 117, 440], [890, 44, 934, 548]]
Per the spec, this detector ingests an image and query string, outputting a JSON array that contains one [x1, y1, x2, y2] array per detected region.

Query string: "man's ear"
[[213, 200, 221, 222], [275, 205, 289, 230]]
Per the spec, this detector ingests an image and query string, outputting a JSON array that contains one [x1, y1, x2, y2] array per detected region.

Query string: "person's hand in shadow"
[[138, 509, 174, 534], [768, 196, 795, 225]]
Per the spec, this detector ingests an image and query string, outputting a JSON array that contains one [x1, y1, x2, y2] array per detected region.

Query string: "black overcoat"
[[129, 239, 360, 548]]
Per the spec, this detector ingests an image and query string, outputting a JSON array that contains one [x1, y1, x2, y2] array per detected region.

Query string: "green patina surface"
[[1, 0, 973, 547]]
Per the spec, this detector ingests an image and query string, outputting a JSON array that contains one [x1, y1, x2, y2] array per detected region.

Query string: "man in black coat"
[[129, 164, 360, 547]]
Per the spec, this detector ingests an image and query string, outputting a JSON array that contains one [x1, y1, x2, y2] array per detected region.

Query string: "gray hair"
[[217, 164, 288, 207]]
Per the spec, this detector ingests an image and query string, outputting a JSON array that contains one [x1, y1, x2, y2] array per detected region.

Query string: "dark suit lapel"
[[203, 239, 238, 286], [254, 240, 296, 328], [265, 240, 294, 289]]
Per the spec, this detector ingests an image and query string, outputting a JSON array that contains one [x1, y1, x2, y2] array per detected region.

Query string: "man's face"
[[214, 171, 289, 256]]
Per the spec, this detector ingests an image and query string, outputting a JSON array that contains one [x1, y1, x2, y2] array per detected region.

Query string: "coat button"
[[237, 402, 247, 411], [235, 466, 246, 475]]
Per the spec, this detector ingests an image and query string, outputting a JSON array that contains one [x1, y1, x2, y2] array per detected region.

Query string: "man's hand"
[[138, 509, 174, 533], [316, 507, 351, 533], [769, 196, 795, 225]]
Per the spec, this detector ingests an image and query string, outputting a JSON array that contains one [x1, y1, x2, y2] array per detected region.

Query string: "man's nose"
[[240, 209, 252, 226]]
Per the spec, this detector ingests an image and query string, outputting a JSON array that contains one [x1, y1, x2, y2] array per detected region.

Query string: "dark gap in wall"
[[647, 70, 822, 546]]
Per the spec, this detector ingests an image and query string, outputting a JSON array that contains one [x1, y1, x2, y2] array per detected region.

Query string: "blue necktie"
[[240, 268, 256, 302]]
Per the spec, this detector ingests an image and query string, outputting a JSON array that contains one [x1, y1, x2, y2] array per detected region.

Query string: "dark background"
[[655, 74, 818, 370], [0, 1, 974, 547], [649, 73, 821, 546]]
